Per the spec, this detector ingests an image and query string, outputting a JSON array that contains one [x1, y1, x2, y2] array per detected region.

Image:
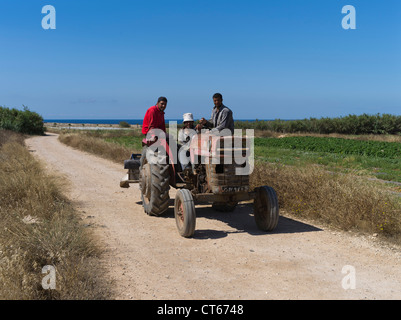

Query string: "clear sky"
[[1, 0, 400, 120]]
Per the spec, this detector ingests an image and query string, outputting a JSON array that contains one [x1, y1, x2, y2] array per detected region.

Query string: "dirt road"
[[26, 133, 401, 300]]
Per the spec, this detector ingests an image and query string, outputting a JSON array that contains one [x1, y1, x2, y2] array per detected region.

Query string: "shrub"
[[0, 105, 44, 135], [119, 121, 131, 128]]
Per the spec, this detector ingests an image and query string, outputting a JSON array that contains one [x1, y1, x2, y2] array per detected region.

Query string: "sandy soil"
[[26, 133, 401, 300]]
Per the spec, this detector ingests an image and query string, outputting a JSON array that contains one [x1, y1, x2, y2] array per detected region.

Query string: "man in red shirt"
[[142, 96, 167, 135]]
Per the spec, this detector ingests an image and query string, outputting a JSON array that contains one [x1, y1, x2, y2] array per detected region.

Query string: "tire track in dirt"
[[26, 133, 401, 299]]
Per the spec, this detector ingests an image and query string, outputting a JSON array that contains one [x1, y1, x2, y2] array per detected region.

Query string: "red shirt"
[[142, 105, 166, 135]]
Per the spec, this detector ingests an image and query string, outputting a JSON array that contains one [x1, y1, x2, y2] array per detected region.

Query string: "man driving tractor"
[[196, 93, 235, 134]]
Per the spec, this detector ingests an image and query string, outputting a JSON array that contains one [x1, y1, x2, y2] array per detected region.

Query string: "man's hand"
[[195, 123, 203, 132], [199, 117, 207, 125], [147, 135, 158, 143]]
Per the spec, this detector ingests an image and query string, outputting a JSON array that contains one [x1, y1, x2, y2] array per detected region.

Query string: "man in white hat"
[[178, 113, 195, 144], [178, 113, 196, 171]]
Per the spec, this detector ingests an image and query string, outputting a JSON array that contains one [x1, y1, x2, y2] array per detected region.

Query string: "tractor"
[[120, 129, 279, 238]]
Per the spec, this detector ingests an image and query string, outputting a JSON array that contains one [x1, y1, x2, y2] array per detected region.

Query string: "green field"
[[103, 135, 143, 152], [254, 136, 401, 183]]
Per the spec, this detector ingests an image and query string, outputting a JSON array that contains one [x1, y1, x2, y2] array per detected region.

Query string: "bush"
[[119, 121, 131, 128], [0, 105, 44, 135]]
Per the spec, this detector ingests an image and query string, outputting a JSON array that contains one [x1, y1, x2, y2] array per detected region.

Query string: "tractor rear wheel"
[[174, 189, 196, 238], [253, 186, 279, 231], [139, 149, 170, 216]]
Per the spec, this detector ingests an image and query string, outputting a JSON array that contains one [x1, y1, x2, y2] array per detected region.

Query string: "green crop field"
[[103, 135, 143, 152], [255, 136, 401, 158], [254, 136, 401, 183]]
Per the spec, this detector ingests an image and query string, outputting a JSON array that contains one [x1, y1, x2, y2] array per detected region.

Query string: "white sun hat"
[[183, 113, 194, 122]]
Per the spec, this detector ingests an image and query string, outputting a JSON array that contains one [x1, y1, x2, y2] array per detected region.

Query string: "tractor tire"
[[139, 148, 170, 216], [253, 186, 279, 231], [174, 189, 196, 238], [212, 201, 238, 212]]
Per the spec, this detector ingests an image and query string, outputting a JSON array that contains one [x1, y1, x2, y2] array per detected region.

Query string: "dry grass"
[[0, 129, 25, 145], [58, 132, 132, 164], [251, 162, 401, 240], [0, 130, 111, 299]]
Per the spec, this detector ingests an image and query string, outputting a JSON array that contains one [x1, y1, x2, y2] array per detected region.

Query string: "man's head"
[[183, 121, 194, 129], [156, 96, 168, 112], [212, 93, 223, 108], [183, 113, 194, 128]]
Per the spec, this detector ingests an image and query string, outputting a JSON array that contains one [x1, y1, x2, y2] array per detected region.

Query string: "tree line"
[[235, 114, 401, 135]]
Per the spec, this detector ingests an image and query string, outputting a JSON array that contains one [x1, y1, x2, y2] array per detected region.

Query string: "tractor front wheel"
[[253, 186, 279, 231], [174, 189, 196, 238]]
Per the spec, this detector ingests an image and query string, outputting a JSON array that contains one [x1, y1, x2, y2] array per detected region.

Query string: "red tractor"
[[120, 131, 279, 237]]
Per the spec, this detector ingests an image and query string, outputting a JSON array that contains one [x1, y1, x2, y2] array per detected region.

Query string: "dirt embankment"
[[26, 133, 401, 300]]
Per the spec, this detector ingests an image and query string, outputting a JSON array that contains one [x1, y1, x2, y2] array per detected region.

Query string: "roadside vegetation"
[[53, 123, 401, 243], [56, 129, 140, 163], [0, 130, 110, 299], [0, 106, 45, 135], [250, 162, 401, 240]]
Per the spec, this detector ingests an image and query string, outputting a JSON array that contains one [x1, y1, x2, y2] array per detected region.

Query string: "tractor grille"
[[206, 163, 250, 194]]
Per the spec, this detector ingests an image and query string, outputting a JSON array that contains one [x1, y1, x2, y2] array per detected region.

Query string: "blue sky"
[[0, 0, 400, 120]]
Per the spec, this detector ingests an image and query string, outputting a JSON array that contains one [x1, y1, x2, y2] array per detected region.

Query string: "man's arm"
[[203, 119, 213, 129], [196, 111, 214, 130], [142, 109, 151, 135]]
